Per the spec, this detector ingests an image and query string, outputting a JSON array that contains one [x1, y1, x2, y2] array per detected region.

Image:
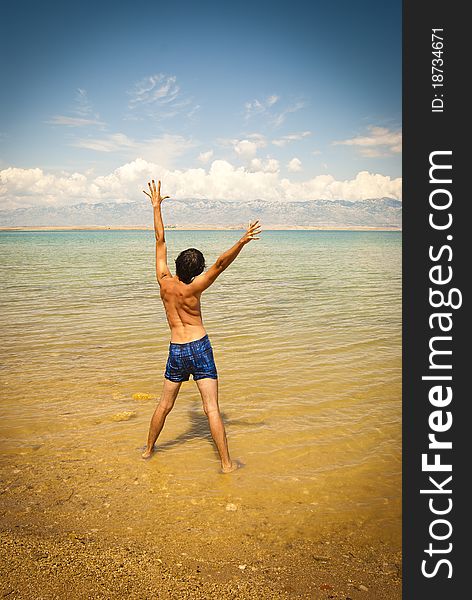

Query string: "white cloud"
[[187, 104, 201, 119], [73, 133, 196, 166], [249, 158, 280, 173], [129, 74, 180, 107], [74, 133, 136, 152], [127, 73, 197, 121], [233, 139, 260, 159], [244, 95, 305, 128], [271, 101, 306, 127], [287, 157, 302, 172], [198, 150, 214, 163], [219, 135, 267, 161], [334, 126, 402, 157], [244, 95, 279, 119], [47, 116, 105, 127], [47, 88, 104, 128], [279, 171, 401, 201], [1, 160, 402, 210], [246, 132, 267, 143], [0, 167, 89, 208], [272, 131, 312, 147], [75, 88, 93, 116]]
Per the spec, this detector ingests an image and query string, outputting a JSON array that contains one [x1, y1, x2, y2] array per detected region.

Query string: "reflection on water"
[[0, 230, 401, 546]]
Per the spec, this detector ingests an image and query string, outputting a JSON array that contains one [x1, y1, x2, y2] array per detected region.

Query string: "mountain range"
[[0, 197, 402, 228]]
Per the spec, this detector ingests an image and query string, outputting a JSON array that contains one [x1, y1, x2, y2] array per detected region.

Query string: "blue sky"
[[0, 0, 402, 208]]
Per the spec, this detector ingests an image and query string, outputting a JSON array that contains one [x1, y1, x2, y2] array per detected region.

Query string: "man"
[[141, 179, 262, 473]]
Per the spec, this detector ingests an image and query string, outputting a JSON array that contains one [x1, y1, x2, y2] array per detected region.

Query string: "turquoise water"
[[0, 230, 401, 545]]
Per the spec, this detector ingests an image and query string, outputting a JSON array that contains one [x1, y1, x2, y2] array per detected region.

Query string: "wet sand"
[[1, 523, 400, 599], [1, 444, 401, 599]]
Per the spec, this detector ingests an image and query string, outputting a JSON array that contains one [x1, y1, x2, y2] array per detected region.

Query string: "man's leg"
[[195, 377, 240, 473], [142, 378, 182, 459]]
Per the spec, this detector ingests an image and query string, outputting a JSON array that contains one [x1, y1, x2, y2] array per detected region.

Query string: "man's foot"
[[221, 459, 245, 474], [141, 447, 155, 459]]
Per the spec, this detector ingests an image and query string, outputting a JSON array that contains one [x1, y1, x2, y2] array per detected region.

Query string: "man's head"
[[175, 248, 206, 284]]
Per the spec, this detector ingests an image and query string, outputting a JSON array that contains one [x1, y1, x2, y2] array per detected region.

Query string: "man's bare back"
[[141, 179, 261, 472], [160, 277, 206, 343]]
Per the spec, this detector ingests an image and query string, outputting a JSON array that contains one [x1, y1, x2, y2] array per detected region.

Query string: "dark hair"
[[175, 248, 206, 284]]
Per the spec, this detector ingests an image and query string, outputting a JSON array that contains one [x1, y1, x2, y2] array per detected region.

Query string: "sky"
[[0, 0, 402, 209]]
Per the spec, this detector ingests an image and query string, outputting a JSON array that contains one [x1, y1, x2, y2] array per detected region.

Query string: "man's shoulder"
[[159, 273, 175, 286]]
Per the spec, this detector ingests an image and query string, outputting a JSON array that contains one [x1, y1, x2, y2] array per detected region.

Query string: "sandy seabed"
[[1, 450, 401, 598], [1, 526, 401, 599]]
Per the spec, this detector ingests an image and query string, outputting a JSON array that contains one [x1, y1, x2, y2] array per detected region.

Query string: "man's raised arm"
[[143, 179, 172, 285], [191, 220, 262, 292]]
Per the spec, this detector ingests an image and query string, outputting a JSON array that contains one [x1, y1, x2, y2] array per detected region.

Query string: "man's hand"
[[240, 220, 262, 244], [143, 179, 170, 208]]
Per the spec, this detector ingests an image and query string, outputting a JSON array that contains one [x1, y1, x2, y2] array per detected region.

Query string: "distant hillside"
[[0, 197, 402, 228]]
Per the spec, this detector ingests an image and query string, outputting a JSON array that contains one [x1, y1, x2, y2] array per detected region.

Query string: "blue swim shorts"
[[164, 334, 218, 382]]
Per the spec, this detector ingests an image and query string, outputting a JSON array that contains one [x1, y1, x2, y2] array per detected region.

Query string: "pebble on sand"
[[132, 393, 153, 401], [111, 411, 137, 422], [225, 503, 238, 512]]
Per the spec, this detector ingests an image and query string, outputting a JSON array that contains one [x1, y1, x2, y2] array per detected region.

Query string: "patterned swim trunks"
[[164, 334, 218, 382]]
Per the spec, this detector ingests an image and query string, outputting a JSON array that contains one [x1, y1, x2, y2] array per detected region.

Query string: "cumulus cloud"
[[220, 134, 267, 161], [334, 126, 402, 157], [198, 150, 214, 163], [0, 167, 90, 208], [272, 131, 311, 147], [233, 139, 260, 159], [287, 157, 302, 172], [0, 159, 402, 210], [249, 158, 280, 173]]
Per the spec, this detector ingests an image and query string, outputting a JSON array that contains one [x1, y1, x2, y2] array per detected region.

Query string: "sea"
[[0, 229, 401, 547]]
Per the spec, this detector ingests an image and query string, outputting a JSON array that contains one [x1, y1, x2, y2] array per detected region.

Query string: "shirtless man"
[[141, 179, 261, 473]]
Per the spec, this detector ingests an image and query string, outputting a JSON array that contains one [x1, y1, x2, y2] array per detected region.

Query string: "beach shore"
[[1, 524, 401, 599]]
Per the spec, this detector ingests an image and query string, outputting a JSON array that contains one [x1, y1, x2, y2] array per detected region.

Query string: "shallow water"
[[0, 230, 401, 547]]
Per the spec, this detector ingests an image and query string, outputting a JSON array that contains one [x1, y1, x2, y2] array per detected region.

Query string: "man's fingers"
[[152, 179, 157, 193], [243, 220, 261, 234], [148, 182, 153, 194], [158, 180, 161, 194], [162, 195, 170, 200], [143, 190, 151, 198]]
